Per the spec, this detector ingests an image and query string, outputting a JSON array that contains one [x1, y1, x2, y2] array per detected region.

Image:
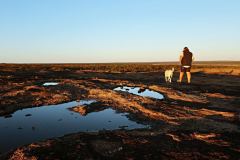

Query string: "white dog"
[[164, 68, 174, 83]]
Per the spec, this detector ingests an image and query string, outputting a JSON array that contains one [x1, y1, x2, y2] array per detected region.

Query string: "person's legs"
[[178, 66, 184, 82], [178, 72, 184, 82], [186, 67, 191, 83], [186, 72, 191, 83]]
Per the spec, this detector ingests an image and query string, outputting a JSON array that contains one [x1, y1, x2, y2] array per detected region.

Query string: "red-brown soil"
[[0, 63, 239, 160]]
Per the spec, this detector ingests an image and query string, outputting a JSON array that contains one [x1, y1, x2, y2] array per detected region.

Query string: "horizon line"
[[1, 60, 240, 65]]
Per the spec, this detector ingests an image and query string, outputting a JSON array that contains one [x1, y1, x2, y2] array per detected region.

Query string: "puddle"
[[0, 100, 147, 153], [43, 82, 59, 86], [114, 86, 164, 100]]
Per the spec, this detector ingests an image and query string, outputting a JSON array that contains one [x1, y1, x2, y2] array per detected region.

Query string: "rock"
[[4, 115, 12, 118], [25, 114, 32, 117]]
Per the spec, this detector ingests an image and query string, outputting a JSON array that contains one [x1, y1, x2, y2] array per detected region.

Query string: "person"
[[178, 47, 194, 83]]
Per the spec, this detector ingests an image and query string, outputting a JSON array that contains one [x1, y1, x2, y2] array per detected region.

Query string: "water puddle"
[[43, 82, 59, 86], [114, 86, 164, 100], [0, 100, 147, 153]]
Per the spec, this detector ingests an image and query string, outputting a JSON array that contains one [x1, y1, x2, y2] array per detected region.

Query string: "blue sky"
[[0, 0, 239, 63]]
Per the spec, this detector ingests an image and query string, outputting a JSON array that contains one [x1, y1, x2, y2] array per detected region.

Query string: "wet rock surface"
[[0, 63, 240, 159]]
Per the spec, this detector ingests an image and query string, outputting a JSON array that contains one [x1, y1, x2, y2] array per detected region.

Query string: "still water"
[[114, 86, 164, 100], [0, 100, 147, 153], [42, 82, 59, 86]]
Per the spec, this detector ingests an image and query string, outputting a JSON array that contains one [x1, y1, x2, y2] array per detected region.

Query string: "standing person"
[[178, 47, 194, 83]]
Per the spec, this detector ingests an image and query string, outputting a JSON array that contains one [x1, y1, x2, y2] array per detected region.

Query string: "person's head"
[[183, 47, 190, 53]]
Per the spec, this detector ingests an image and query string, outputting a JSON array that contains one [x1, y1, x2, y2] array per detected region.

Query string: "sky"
[[0, 0, 240, 63]]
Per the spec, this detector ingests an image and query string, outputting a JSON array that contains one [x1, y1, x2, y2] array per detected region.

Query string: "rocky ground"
[[0, 63, 239, 160]]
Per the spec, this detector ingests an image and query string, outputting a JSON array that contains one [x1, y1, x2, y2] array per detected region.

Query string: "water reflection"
[[0, 100, 147, 153], [114, 86, 164, 100], [43, 82, 59, 86]]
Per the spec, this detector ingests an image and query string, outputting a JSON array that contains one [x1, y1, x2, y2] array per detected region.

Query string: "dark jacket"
[[181, 52, 193, 66]]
